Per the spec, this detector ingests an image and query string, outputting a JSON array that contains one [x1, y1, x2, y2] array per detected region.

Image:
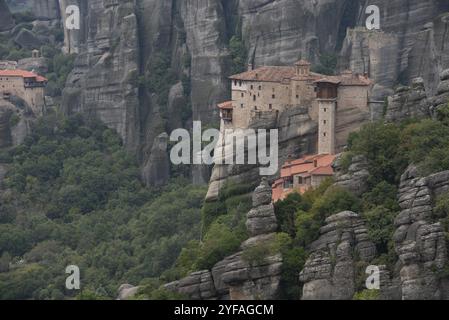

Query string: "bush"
[[353, 289, 380, 300], [229, 35, 247, 75], [274, 192, 309, 237], [362, 206, 396, 254], [196, 222, 243, 270]]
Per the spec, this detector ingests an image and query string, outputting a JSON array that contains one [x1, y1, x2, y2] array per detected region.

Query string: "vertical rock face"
[[339, 0, 449, 99], [333, 154, 370, 196], [0, 99, 35, 148], [165, 178, 282, 300], [299, 211, 377, 300], [33, 0, 60, 20], [394, 166, 449, 300], [59, 0, 449, 188], [0, 0, 14, 32], [431, 69, 449, 115], [180, 0, 230, 123], [141, 132, 170, 187], [385, 77, 431, 122], [238, 0, 351, 65], [62, 0, 140, 153]]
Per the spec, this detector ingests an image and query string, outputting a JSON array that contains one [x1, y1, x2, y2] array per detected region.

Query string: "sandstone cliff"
[[55, 0, 449, 187]]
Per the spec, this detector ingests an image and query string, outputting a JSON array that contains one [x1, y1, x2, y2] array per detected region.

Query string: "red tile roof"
[[230, 66, 297, 82], [0, 69, 47, 82], [281, 154, 336, 178], [229, 62, 371, 86], [272, 153, 337, 202], [295, 59, 311, 66], [217, 101, 233, 110]]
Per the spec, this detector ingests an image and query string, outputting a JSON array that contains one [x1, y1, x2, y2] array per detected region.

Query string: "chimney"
[[248, 63, 254, 71]]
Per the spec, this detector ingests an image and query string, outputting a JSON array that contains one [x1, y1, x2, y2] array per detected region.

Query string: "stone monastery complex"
[[218, 60, 373, 201]]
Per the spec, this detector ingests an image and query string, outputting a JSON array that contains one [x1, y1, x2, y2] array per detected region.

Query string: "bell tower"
[[315, 79, 340, 155], [295, 59, 311, 77]]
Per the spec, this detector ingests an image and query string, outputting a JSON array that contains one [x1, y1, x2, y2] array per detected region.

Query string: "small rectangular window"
[[269, 104, 272, 109], [272, 94, 275, 99]]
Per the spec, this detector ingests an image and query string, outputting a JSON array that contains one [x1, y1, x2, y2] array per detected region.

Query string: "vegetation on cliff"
[[0, 113, 206, 299]]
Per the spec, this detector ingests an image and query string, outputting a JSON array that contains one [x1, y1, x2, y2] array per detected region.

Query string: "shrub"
[[196, 222, 243, 270], [353, 289, 380, 300]]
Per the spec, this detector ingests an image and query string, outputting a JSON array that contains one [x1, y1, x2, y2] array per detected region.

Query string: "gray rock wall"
[[299, 211, 377, 300], [0, 0, 14, 32], [394, 166, 449, 300]]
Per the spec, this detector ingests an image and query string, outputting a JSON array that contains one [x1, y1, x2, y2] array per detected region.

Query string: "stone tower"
[[315, 79, 339, 155]]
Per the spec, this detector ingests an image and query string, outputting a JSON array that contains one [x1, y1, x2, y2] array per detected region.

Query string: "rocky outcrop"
[[299, 211, 376, 300], [165, 178, 282, 300], [333, 155, 370, 196], [0, 0, 14, 32], [0, 98, 36, 148], [339, 1, 449, 100], [206, 105, 317, 201], [58, 0, 449, 190], [141, 132, 170, 187], [393, 166, 449, 300], [238, 0, 351, 66], [116, 284, 140, 300], [386, 78, 431, 122], [14, 29, 44, 50], [62, 0, 140, 153], [33, 0, 60, 21], [431, 68, 449, 116]]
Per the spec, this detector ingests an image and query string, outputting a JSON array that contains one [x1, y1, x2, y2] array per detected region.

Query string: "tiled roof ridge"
[[0, 69, 47, 82]]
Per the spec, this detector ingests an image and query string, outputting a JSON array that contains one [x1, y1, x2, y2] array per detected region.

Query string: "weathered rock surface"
[[393, 166, 449, 300], [206, 105, 317, 201], [116, 284, 140, 300], [0, 0, 14, 32], [0, 98, 34, 148], [431, 68, 449, 116], [59, 0, 449, 189], [299, 211, 377, 300], [333, 155, 370, 196], [33, 0, 61, 21], [386, 78, 431, 122], [62, 0, 140, 153], [141, 132, 170, 187], [165, 178, 282, 300], [14, 29, 44, 50], [339, 1, 449, 99]]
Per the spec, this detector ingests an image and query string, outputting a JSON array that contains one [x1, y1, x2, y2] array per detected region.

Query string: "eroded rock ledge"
[[393, 166, 449, 300], [165, 178, 282, 300], [299, 211, 376, 300]]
